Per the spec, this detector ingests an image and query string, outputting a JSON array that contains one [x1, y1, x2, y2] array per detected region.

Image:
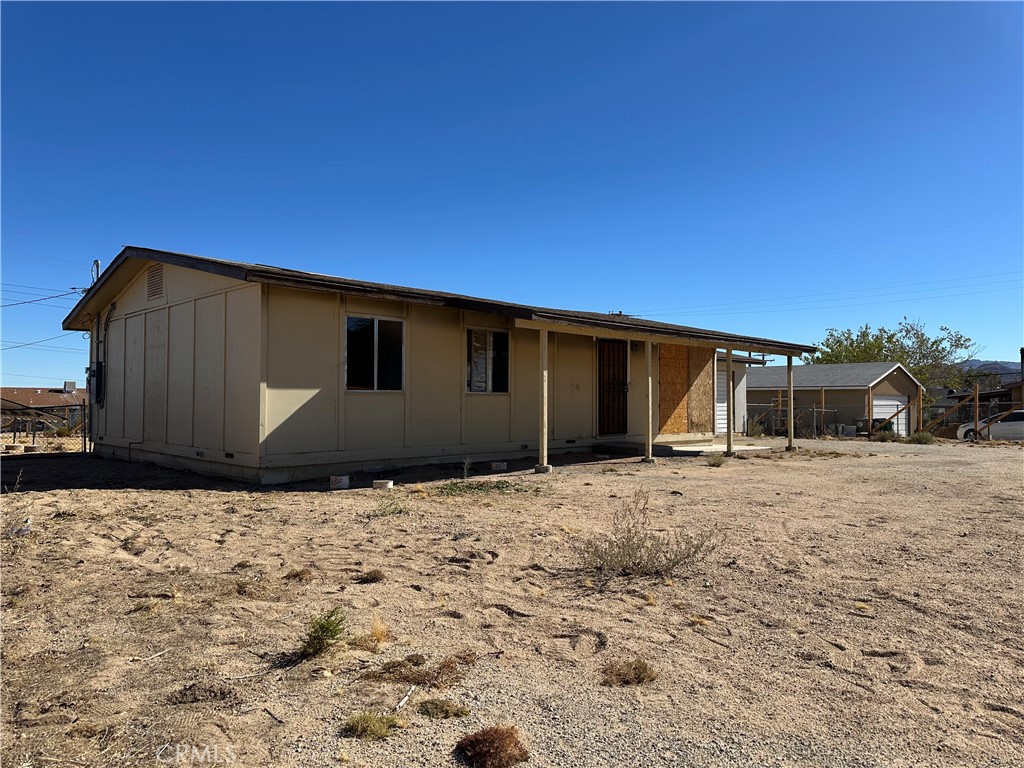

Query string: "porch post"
[[535, 329, 552, 473], [641, 340, 656, 463], [974, 385, 983, 438], [867, 385, 873, 435], [786, 355, 795, 451], [725, 348, 734, 456], [917, 386, 924, 432]]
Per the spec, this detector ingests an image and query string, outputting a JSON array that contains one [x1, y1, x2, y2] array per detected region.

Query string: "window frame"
[[346, 315, 405, 392], [466, 327, 510, 394]]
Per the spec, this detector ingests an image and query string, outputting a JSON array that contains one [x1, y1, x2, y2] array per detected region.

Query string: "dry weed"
[[354, 569, 386, 584], [284, 567, 313, 582], [341, 711, 402, 740], [364, 651, 476, 688], [601, 657, 659, 687], [418, 698, 470, 719], [456, 725, 529, 768], [574, 488, 719, 587]]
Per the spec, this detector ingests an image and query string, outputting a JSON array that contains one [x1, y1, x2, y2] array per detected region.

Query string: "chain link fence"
[[747, 404, 899, 438], [924, 400, 1023, 439], [1, 404, 89, 454], [747, 400, 1023, 440]]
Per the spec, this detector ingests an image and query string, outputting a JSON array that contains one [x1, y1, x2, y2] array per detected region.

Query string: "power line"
[[0, 341, 87, 352], [0, 372, 82, 383], [1, 283, 69, 291], [1, 290, 84, 308], [1, 332, 80, 352]]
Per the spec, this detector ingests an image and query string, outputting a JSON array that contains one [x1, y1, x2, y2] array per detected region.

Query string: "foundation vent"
[[146, 264, 165, 301]]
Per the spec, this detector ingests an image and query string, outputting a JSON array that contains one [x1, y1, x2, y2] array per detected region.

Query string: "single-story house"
[[1, 383, 86, 431], [62, 246, 815, 483], [746, 362, 924, 437]]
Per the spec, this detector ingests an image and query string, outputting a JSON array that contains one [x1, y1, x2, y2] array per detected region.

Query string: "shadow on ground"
[[0, 450, 629, 494]]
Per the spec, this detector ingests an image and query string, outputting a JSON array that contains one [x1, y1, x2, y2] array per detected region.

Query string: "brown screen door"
[[598, 339, 628, 435]]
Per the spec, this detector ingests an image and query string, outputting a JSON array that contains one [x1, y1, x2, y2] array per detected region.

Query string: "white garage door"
[[872, 395, 909, 436]]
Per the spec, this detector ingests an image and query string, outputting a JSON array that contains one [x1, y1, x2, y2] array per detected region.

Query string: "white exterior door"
[[715, 366, 747, 434], [872, 395, 909, 436], [715, 368, 728, 434]]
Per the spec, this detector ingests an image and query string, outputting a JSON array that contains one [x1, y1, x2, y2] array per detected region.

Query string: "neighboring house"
[[1006, 379, 1024, 404], [746, 362, 924, 437], [62, 246, 814, 483], [1, 383, 85, 431]]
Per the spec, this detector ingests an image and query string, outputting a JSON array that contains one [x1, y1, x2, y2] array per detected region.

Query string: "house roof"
[[716, 351, 768, 366], [746, 362, 923, 391], [1, 387, 85, 408], [63, 246, 817, 356]]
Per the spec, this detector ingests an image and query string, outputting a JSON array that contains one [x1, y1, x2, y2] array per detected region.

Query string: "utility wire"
[[1, 332, 80, 352], [1, 290, 83, 308]]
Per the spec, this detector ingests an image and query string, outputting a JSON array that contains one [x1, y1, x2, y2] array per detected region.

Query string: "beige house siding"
[[92, 262, 260, 473], [84, 259, 762, 482]]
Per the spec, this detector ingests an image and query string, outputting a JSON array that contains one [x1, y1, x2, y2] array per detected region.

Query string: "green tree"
[[802, 318, 980, 397]]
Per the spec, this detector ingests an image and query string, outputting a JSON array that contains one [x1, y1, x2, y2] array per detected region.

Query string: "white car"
[[957, 409, 1024, 441]]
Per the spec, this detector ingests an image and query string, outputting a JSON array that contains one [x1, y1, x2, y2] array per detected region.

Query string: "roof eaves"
[[866, 363, 924, 390], [64, 246, 817, 356]]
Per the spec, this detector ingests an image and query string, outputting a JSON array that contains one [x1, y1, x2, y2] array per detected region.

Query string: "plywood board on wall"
[[688, 347, 715, 433], [659, 344, 689, 433]]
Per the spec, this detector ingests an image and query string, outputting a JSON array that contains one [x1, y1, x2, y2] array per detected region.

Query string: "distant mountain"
[[961, 359, 1022, 376]]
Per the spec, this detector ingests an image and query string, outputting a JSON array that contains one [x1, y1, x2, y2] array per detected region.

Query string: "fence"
[[746, 403, 923, 439], [747, 399, 1023, 440], [1, 403, 89, 454], [923, 400, 1023, 439]]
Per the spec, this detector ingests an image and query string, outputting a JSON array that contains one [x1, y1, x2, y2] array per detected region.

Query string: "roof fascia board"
[[748, 385, 870, 391], [867, 363, 924, 390], [63, 246, 252, 330], [516, 317, 810, 356], [64, 246, 816, 356]]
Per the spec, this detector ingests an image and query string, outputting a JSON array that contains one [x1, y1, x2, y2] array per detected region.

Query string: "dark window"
[[1003, 411, 1024, 422], [467, 329, 509, 393], [377, 319, 403, 391], [347, 317, 403, 391]]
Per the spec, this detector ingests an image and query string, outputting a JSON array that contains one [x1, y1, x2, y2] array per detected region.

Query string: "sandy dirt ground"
[[1, 438, 1022, 768]]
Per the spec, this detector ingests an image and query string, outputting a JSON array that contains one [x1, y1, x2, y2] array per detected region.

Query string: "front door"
[[598, 339, 628, 435]]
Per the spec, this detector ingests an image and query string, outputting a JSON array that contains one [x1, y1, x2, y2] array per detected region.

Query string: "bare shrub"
[[906, 431, 936, 445], [601, 657, 659, 686], [456, 725, 529, 768], [573, 488, 719, 586], [705, 454, 726, 467]]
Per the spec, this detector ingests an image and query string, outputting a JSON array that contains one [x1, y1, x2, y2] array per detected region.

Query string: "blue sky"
[[3, 1, 1022, 388]]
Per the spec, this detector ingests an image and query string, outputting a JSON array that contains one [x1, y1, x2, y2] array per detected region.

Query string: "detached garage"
[[746, 362, 924, 437]]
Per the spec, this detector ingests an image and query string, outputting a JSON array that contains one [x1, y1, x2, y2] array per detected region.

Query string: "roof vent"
[[147, 264, 164, 301]]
